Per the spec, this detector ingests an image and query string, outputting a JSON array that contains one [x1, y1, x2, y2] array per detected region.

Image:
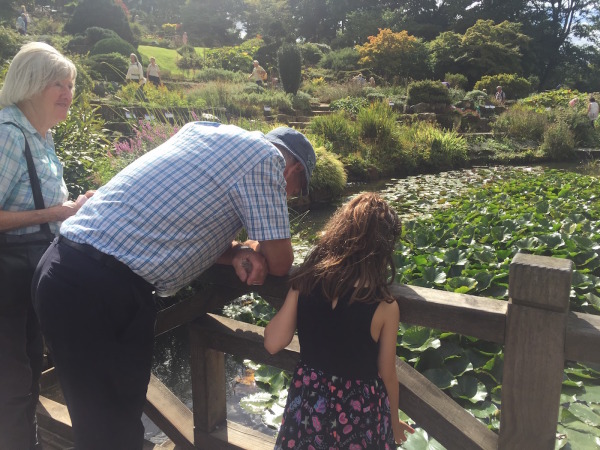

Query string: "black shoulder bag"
[[0, 122, 57, 311]]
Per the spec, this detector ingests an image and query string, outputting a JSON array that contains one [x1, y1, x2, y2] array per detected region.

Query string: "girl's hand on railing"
[[393, 419, 415, 445]]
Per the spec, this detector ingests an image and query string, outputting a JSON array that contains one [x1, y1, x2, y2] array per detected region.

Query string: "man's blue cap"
[[265, 127, 316, 195]]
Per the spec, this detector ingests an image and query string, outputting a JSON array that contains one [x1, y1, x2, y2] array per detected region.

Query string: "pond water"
[[144, 161, 596, 444]]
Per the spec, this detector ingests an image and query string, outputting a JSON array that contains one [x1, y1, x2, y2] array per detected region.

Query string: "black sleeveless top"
[[296, 287, 380, 379]]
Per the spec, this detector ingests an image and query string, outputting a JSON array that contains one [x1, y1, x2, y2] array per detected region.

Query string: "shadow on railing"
[[38, 253, 600, 449]]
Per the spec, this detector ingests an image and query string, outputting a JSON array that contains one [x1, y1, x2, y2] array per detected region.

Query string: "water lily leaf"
[[262, 401, 284, 429], [514, 237, 540, 250], [402, 327, 440, 351], [450, 375, 488, 403], [491, 226, 511, 242], [556, 425, 600, 449], [410, 278, 434, 288], [414, 348, 445, 371], [254, 365, 288, 391], [240, 392, 274, 414], [421, 266, 447, 284], [571, 236, 599, 250], [584, 293, 600, 312], [472, 248, 497, 264], [536, 201, 549, 214], [578, 385, 600, 404], [444, 353, 473, 376], [480, 354, 504, 383], [474, 272, 495, 290], [443, 248, 469, 265], [537, 233, 564, 249], [469, 401, 499, 419], [402, 427, 445, 450], [423, 368, 457, 389], [567, 403, 600, 427], [480, 284, 509, 299], [446, 277, 477, 293]]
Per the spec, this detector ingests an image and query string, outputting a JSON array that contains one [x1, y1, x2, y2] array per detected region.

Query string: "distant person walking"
[[146, 57, 161, 87], [126, 53, 147, 101], [587, 97, 599, 128], [495, 86, 506, 105], [182, 32, 188, 46], [16, 13, 27, 35], [248, 60, 267, 86]]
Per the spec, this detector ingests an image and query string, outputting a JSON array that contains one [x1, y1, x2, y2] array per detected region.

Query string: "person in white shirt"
[[587, 97, 599, 128], [146, 57, 161, 87]]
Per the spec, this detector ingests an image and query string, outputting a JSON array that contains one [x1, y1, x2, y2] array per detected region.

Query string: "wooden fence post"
[[189, 324, 227, 444], [499, 253, 573, 449]]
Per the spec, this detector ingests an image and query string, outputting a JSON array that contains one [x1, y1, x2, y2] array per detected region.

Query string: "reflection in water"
[[146, 325, 276, 443]]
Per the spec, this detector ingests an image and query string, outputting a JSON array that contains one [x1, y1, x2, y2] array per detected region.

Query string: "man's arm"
[[216, 237, 293, 285]]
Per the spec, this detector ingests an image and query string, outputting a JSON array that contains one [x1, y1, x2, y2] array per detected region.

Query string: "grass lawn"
[[138, 45, 208, 79]]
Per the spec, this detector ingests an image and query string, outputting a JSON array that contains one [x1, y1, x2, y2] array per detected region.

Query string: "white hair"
[[0, 42, 77, 108]]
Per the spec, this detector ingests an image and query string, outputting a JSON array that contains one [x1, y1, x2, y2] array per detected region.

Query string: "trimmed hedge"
[[474, 74, 532, 100], [407, 80, 451, 105], [90, 37, 138, 60]]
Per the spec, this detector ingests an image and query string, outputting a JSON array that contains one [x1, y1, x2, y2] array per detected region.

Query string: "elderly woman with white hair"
[[0, 42, 91, 449]]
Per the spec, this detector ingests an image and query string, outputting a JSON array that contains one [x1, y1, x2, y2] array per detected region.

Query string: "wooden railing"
[[38, 253, 600, 449]]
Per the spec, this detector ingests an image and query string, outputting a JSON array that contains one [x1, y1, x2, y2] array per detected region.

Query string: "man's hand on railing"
[[232, 247, 268, 286]]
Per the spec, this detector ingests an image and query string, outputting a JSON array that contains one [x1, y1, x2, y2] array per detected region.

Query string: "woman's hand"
[[393, 419, 415, 445]]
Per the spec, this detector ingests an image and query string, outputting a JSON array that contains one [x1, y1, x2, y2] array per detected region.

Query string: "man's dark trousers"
[[32, 239, 156, 450]]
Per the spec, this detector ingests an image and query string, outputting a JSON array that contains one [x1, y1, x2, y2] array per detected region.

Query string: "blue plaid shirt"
[[61, 122, 291, 296], [0, 105, 68, 235]]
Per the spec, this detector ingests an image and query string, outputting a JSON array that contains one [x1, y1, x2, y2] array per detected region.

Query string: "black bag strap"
[[2, 121, 52, 235]]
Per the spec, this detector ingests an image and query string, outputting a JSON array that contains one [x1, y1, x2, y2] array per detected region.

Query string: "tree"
[[429, 20, 530, 86], [278, 42, 302, 94], [64, 0, 135, 44], [356, 28, 431, 82], [181, 0, 244, 47]]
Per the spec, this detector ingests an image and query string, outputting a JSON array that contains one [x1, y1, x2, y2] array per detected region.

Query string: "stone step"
[[312, 110, 332, 116]]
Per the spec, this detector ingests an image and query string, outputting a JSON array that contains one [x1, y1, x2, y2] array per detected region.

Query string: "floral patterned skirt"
[[274, 363, 395, 450]]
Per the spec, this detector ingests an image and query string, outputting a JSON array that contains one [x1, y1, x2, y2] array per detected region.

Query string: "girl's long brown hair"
[[290, 192, 401, 304]]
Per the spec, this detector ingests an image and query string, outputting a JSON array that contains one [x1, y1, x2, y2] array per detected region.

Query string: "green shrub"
[[291, 91, 312, 112], [54, 98, 110, 196], [444, 73, 468, 90], [318, 47, 360, 72], [407, 80, 451, 105], [341, 154, 372, 181], [66, 35, 89, 55], [356, 101, 397, 144], [552, 107, 598, 147], [309, 111, 359, 156], [464, 90, 489, 103], [0, 26, 23, 62], [474, 74, 532, 100], [519, 88, 582, 111], [90, 37, 138, 60], [309, 146, 347, 201], [195, 68, 245, 83], [86, 27, 120, 46], [300, 43, 324, 66], [278, 43, 302, 95], [85, 52, 128, 82], [540, 122, 576, 160], [492, 106, 548, 142], [64, 0, 134, 44], [330, 96, 368, 115]]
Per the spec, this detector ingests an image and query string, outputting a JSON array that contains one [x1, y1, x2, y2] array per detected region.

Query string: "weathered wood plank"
[[198, 265, 508, 343], [396, 360, 498, 450], [391, 284, 507, 343], [189, 329, 227, 435], [189, 314, 300, 372], [566, 311, 600, 364], [194, 420, 276, 450], [144, 374, 195, 450], [191, 314, 497, 449], [499, 254, 572, 449]]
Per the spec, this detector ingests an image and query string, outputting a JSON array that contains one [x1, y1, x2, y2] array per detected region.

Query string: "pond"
[[144, 161, 600, 446]]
